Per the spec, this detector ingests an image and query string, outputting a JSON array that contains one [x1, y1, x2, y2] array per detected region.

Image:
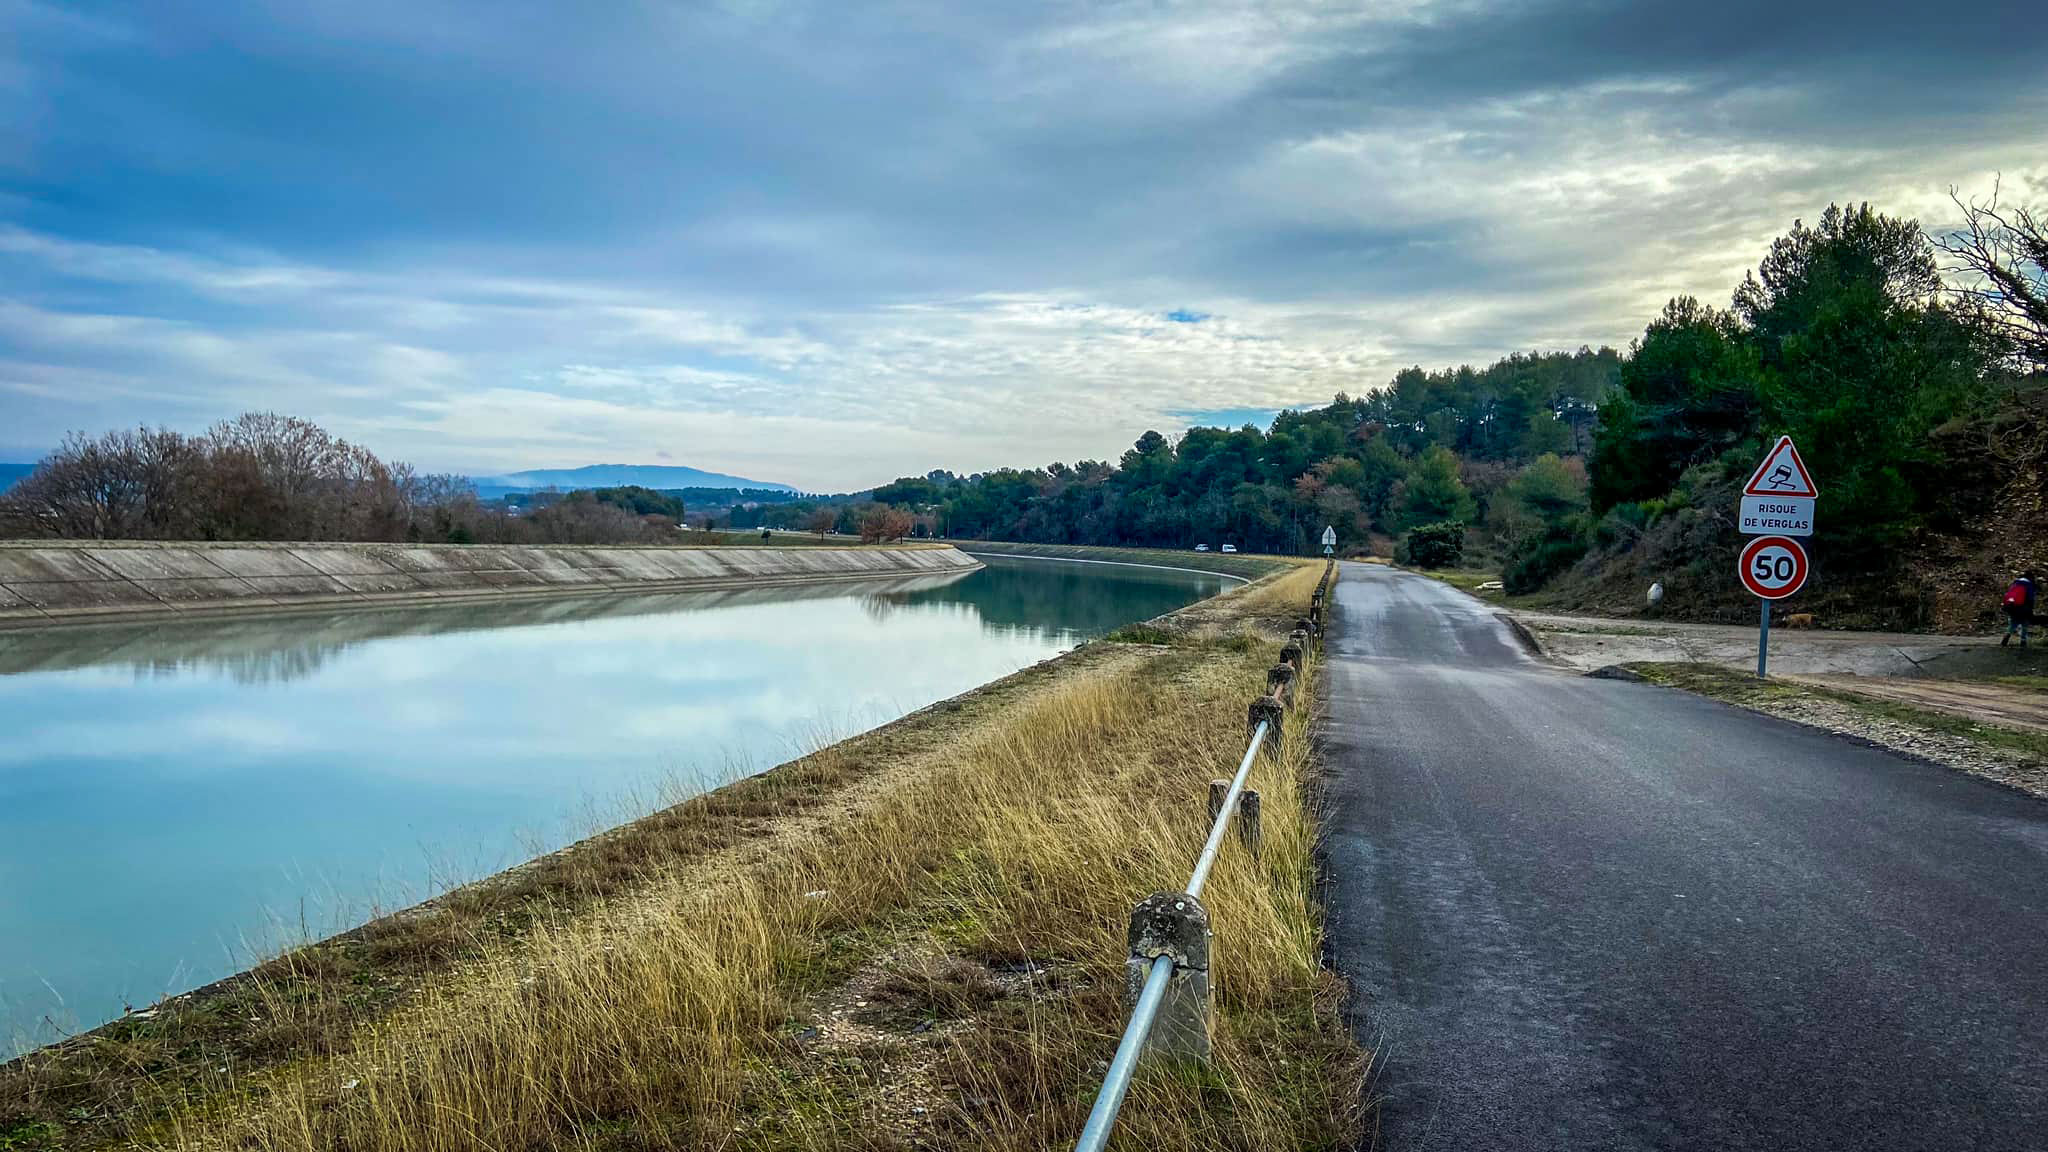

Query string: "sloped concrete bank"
[[0, 541, 979, 628]]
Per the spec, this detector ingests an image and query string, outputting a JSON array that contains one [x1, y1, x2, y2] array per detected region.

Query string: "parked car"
[[1220, 544, 1238, 553], [1194, 544, 1211, 552]]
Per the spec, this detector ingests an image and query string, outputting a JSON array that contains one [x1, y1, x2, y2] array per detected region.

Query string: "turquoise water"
[[0, 554, 1228, 1051]]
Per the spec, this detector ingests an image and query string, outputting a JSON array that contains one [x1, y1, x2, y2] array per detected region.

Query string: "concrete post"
[[1266, 663, 1295, 698], [1247, 694, 1284, 747], [1295, 616, 1315, 636], [1237, 788, 1262, 858], [1126, 891, 1212, 1062], [1279, 642, 1303, 671], [1208, 778, 1230, 825]]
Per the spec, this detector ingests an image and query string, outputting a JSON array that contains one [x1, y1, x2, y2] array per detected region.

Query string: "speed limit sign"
[[1739, 535, 1808, 600]]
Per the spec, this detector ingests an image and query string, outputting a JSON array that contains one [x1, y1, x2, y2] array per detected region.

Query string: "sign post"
[[1736, 436, 1818, 678], [1321, 525, 1337, 556]]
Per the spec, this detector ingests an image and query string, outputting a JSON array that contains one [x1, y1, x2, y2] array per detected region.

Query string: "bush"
[[1397, 521, 1466, 568], [1503, 526, 1590, 594]]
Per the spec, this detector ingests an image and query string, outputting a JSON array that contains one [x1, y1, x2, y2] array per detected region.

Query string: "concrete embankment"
[[0, 540, 979, 627]]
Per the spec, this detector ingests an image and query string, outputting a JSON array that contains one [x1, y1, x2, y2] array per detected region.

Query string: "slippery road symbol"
[[1742, 436, 1819, 499]]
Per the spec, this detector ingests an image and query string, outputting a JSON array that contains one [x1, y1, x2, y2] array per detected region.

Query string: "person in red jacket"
[[2000, 571, 2038, 647]]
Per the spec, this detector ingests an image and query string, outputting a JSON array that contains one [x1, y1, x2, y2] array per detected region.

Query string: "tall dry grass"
[[165, 564, 1358, 1151]]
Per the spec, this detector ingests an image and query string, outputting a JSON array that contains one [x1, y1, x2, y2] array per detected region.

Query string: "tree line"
[[0, 413, 686, 546]]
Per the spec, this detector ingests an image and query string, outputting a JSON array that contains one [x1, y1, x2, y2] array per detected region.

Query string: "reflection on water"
[[0, 556, 1225, 1050], [0, 572, 976, 686]]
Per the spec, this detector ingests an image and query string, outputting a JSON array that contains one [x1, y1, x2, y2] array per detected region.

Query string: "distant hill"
[[0, 463, 33, 493], [473, 464, 796, 497]]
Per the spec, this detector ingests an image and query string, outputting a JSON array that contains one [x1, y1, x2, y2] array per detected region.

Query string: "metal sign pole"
[[1757, 599, 1770, 679]]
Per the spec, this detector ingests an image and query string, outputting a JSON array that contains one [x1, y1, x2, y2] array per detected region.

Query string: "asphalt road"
[[1321, 562, 2048, 1151]]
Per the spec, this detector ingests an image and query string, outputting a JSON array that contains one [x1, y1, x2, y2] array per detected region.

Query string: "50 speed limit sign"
[[1739, 535, 1808, 600]]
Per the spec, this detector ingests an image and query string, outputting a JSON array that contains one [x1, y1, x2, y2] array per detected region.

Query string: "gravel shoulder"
[[1420, 574, 2048, 785], [1628, 662, 2048, 801]]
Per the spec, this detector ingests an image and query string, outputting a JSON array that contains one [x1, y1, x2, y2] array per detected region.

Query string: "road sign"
[[1321, 526, 1337, 547], [1738, 494, 1814, 537], [1744, 435, 1818, 498], [1739, 535, 1808, 600]]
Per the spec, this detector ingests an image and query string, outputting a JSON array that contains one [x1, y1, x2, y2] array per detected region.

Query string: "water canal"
[[0, 553, 1231, 1050]]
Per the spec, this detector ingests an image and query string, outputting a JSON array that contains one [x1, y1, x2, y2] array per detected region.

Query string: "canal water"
[[0, 554, 1229, 1051]]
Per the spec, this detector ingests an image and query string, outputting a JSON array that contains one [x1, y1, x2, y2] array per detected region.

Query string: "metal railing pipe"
[[1072, 592, 1323, 1150], [1072, 954, 1174, 1152], [1186, 719, 1268, 900]]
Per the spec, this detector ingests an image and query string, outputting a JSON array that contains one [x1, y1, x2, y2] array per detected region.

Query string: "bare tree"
[[858, 504, 913, 543], [0, 427, 212, 539], [0, 411, 699, 547], [806, 507, 836, 539], [1937, 180, 2048, 371]]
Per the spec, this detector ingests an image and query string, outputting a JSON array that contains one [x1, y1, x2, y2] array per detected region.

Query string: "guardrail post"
[[1208, 778, 1230, 825], [1237, 789, 1261, 858], [1295, 616, 1314, 636], [1126, 892, 1212, 1062], [1247, 694, 1284, 746], [1279, 641, 1303, 670], [1266, 663, 1295, 697]]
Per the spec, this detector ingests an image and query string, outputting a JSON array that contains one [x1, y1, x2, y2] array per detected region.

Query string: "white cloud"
[[2, 0, 2042, 482]]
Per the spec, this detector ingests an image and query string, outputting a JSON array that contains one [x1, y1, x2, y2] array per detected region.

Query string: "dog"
[[1781, 613, 1816, 629]]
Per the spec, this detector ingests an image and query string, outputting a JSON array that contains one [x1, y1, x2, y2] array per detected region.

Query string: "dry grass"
[[16, 565, 1361, 1151]]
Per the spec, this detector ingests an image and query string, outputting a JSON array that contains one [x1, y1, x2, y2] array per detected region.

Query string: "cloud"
[[1, 0, 2042, 485]]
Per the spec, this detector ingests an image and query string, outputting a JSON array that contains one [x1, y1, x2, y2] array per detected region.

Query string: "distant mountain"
[[474, 464, 796, 495], [0, 463, 34, 493]]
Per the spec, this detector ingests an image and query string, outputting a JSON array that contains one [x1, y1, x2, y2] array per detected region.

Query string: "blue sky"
[[2, 1, 2043, 490]]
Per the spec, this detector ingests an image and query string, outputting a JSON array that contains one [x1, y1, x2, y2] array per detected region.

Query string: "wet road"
[[1320, 562, 2048, 1151]]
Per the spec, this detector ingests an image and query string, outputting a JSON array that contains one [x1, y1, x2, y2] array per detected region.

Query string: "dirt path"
[[1512, 609, 1998, 676], [1789, 674, 2048, 733]]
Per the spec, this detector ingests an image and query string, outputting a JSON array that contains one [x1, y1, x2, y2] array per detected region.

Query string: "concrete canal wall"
[[0, 541, 980, 627]]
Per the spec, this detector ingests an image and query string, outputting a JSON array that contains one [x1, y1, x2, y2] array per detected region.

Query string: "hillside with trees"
[[790, 191, 2047, 633]]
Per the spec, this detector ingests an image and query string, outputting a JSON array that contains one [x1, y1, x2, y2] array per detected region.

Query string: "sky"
[[1, 1, 2043, 491]]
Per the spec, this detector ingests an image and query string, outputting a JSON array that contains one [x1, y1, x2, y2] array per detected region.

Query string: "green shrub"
[[1503, 525, 1590, 593], [1397, 521, 1466, 568]]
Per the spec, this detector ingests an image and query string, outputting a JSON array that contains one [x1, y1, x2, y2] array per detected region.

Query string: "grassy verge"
[[1411, 568, 1501, 599], [950, 540, 1292, 580], [1628, 662, 2048, 765], [4, 565, 1361, 1151]]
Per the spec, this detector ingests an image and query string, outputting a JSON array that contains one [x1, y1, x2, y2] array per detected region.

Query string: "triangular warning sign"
[[1743, 435, 1818, 498]]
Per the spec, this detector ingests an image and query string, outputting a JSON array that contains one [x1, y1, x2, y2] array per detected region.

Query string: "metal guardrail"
[[1073, 558, 1335, 1152]]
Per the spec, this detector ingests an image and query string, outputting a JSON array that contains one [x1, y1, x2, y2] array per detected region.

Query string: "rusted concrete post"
[[1266, 662, 1295, 698], [1237, 788, 1262, 858], [1126, 892, 1212, 1062], [1208, 778, 1230, 825], [1247, 694, 1284, 747]]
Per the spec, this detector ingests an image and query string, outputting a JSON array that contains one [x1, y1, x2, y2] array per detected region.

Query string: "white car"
[[1194, 544, 1211, 552], [1220, 544, 1238, 553]]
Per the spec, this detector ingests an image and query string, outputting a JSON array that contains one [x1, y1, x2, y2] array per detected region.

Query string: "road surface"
[[1321, 563, 2048, 1151]]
